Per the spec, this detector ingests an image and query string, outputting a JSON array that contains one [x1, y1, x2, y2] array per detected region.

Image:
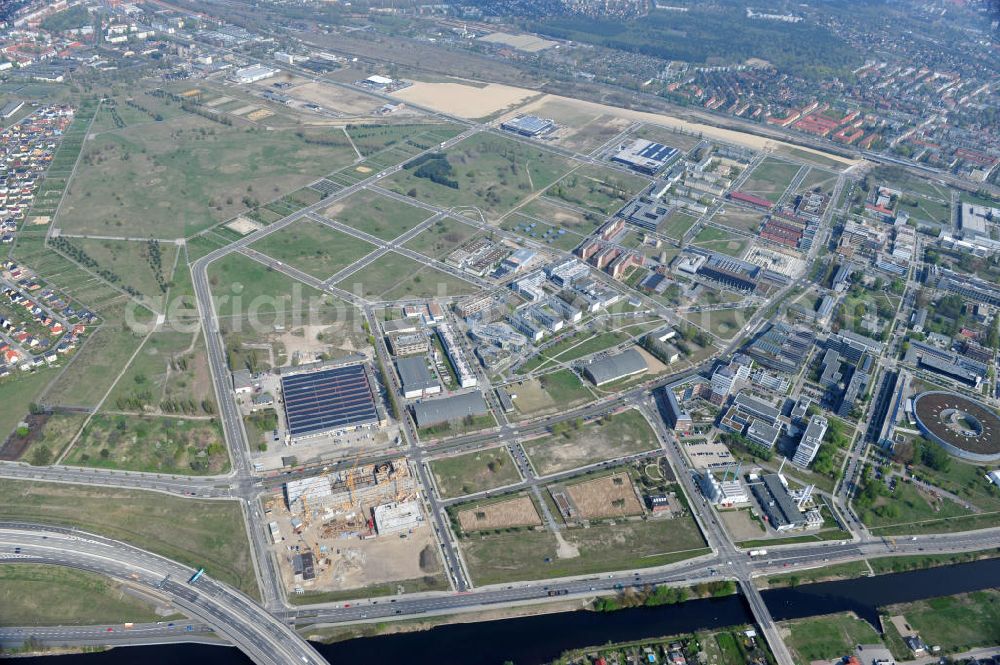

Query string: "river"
[[13, 558, 1000, 665]]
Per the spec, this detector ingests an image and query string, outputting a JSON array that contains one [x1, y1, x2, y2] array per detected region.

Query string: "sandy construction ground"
[[479, 32, 558, 53], [225, 216, 263, 235], [565, 473, 644, 519], [291, 81, 382, 115], [458, 496, 541, 532], [515, 93, 859, 167], [325, 524, 440, 591], [391, 81, 540, 119]]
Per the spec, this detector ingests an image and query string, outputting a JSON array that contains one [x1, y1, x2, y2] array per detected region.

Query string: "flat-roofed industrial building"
[[280, 364, 381, 441]]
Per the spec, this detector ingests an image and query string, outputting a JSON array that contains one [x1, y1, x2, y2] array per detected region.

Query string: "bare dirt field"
[[514, 94, 858, 167], [523, 409, 659, 476], [565, 473, 644, 519], [458, 496, 541, 532], [719, 509, 765, 541], [290, 81, 382, 116], [279, 522, 441, 593], [247, 109, 274, 122], [392, 81, 539, 119], [479, 32, 558, 53], [230, 105, 258, 116], [226, 217, 264, 235]]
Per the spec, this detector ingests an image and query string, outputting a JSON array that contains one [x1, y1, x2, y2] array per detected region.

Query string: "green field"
[[886, 589, 1000, 653], [335, 252, 477, 300], [499, 212, 587, 252], [430, 446, 521, 498], [40, 322, 147, 409], [50, 238, 179, 304], [384, 133, 574, 220], [59, 116, 357, 237], [404, 217, 481, 259], [712, 209, 762, 234], [0, 369, 59, 441], [741, 158, 801, 203], [460, 514, 706, 585], [683, 307, 755, 340], [106, 331, 216, 414], [515, 197, 606, 236], [523, 409, 659, 475], [65, 413, 228, 475], [510, 369, 594, 419], [658, 210, 699, 239], [544, 164, 649, 215], [252, 220, 375, 280], [0, 564, 170, 627], [782, 613, 882, 664], [0, 479, 258, 597], [694, 237, 748, 258], [208, 253, 338, 324], [860, 481, 978, 535], [323, 190, 432, 241], [0, 412, 87, 466]]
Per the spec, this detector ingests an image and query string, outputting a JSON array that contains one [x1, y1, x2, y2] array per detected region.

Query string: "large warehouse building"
[[582, 348, 648, 386], [280, 364, 382, 441], [611, 139, 678, 175], [412, 391, 489, 429], [500, 115, 555, 137]]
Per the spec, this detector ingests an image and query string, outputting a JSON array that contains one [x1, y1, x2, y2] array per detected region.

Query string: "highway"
[[0, 523, 326, 665]]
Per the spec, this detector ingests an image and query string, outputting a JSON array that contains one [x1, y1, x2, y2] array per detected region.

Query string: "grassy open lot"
[[106, 331, 216, 415], [796, 167, 840, 194], [59, 117, 357, 237], [288, 575, 449, 606], [251, 219, 375, 280], [460, 514, 706, 585], [0, 479, 258, 598], [0, 369, 59, 441], [886, 589, 1000, 653], [404, 216, 481, 260], [208, 253, 339, 325], [658, 210, 699, 239], [500, 212, 588, 252], [49, 238, 179, 304], [65, 413, 228, 475], [869, 166, 951, 201], [514, 196, 605, 236], [694, 237, 748, 258], [712, 209, 762, 234], [544, 164, 649, 215], [0, 564, 169, 627], [0, 412, 87, 466], [384, 133, 575, 220], [335, 252, 477, 300], [740, 158, 801, 203], [323, 190, 432, 241], [782, 613, 883, 664], [683, 307, 755, 340], [897, 195, 949, 225], [860, 481, 979, 535], [523, 409, 659, 475], [518, 320, 661, 374], [40, 323, 147, 409], [430, 446, 521, 498], [509, 369, 594, 419]]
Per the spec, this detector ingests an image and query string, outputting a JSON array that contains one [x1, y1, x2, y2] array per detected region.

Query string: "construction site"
[[270, 457, 443, 595]]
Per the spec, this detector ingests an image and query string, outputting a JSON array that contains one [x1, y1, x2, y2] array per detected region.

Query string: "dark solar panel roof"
[[281, 365, 378, 437], [637, 142, 677, 162]]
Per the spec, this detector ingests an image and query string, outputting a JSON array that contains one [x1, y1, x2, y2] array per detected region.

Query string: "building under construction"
[[283, 457, 417, 538]]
